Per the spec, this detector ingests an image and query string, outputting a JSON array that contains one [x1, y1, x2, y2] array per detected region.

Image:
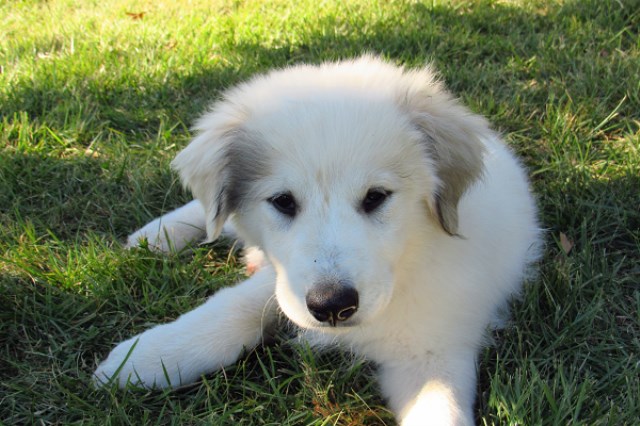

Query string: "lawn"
[[1, 0, 638, 424]]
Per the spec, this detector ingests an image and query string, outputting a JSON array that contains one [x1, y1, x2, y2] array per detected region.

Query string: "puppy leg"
[[126, 199, 207, 252], [379, 350, 477, 426], [94, 266, 277, 388]]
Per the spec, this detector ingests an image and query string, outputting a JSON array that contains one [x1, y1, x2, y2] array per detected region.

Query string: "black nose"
[[305, 281, 359, 326]]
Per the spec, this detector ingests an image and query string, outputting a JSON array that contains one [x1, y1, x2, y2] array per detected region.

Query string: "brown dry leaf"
[[84, 148, 101, 159], [559, 232, 574, 254], [126, 11, 146, 20]]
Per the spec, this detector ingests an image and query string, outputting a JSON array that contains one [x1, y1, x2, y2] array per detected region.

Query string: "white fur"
[[95, 57, 541, 425]]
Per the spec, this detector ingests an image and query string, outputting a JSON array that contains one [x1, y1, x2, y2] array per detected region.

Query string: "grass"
[[1, 0, 638, 424]]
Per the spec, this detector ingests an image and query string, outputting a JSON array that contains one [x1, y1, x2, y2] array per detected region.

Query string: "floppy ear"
[[171, 103, 266, 242], [398, 67, 492, 235]]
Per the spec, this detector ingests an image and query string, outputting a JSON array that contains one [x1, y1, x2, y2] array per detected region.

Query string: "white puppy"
[[95, 56, 541, 425]]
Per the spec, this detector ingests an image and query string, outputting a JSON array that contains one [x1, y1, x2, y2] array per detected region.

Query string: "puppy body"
[[96, 57, 540, 425]]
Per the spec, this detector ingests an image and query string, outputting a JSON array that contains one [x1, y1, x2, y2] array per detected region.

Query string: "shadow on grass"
[[0, 152, 183, 241]]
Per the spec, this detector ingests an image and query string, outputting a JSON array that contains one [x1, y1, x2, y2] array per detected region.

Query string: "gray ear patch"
[[171, 124, 271, 242], [422, 129, 485, 236], [223, 130, 272, 213], [397, 83, 489, 236]]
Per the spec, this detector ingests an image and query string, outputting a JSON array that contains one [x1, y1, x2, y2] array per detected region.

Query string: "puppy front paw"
[[93, 332, 183, 389]]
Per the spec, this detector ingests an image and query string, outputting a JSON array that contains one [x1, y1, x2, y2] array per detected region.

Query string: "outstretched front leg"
[[94, 266, 278, 388], [379, 349, 478, 426]]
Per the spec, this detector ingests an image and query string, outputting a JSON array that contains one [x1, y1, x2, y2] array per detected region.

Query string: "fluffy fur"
[[95, 56, 541, 425]]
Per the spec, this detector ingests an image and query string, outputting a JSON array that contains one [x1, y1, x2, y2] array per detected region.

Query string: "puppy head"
[[172, 56, 493, 329]]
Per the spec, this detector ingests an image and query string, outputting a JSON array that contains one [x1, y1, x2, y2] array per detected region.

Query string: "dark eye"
[[269, 193, 297, 217], [362, 188, 391, 214]]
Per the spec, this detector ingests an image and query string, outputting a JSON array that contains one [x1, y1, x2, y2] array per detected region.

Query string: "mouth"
[[307, 316, 360, 330]]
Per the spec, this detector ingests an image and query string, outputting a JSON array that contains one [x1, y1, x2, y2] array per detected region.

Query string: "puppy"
[[94, 56, 541, 425]]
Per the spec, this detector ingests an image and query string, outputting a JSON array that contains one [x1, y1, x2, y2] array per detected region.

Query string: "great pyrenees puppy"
[[94, 56, 541, 425]]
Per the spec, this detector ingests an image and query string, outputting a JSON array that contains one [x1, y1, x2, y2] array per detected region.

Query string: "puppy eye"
[[362, 188, 391, 214], [269, 192, 297, 217]]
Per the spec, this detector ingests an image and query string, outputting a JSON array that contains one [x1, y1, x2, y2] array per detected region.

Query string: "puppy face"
[[172, 57, 491, 330], [232, 100, 437, 329]]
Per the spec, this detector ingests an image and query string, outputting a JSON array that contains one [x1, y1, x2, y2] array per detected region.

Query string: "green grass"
[[1, 0, 638, 424]]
